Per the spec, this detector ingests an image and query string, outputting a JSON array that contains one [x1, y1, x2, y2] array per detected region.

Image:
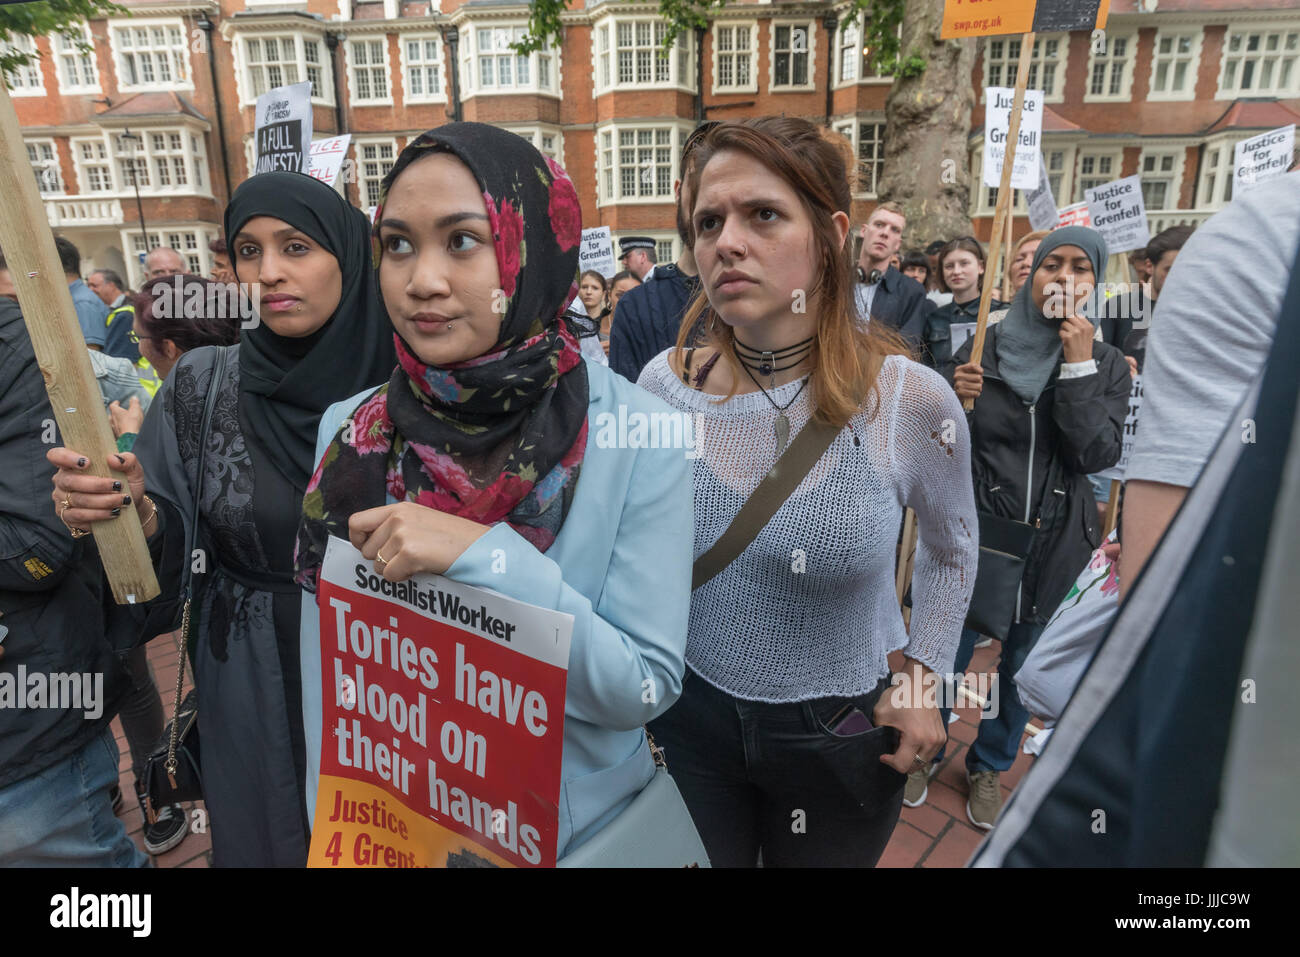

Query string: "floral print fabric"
[[295, 122, 590, 591]]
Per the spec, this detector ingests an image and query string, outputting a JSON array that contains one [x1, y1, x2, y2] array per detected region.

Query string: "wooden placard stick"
[[1102, 479, 1122, 538], [1001, 200, 1015, 301], [895, 507, 918, 610], [962, 30, 1037, 413], [0, 83, 159, 605]]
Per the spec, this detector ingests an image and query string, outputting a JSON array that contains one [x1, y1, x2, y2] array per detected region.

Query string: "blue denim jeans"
[[935, 623, 1040, 773], [0, 726, 149, 867]]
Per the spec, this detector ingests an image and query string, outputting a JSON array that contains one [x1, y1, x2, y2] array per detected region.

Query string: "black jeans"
[[648, 669, 905, 867]]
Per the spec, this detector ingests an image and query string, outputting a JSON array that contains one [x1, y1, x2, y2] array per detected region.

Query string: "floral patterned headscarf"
[[294, 123, 589, 590]]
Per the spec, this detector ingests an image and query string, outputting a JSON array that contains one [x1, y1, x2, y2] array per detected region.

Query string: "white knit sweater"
[[638, 351, 978, 702]]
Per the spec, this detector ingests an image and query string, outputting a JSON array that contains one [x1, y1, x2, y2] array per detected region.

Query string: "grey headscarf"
[[994, 226, 1108, 404]]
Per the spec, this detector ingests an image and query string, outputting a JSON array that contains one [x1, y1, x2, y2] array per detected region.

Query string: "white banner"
[[1085, 175, 1150, 254], [983, 87, 1044, 190], [1096, 374, 1143, 482], [1027, 156, 1059, 231], [308, 134, 352, 188], [578, 227, 616, 279], [255, 81, 313, 174], [1234, 124, 1295, 193]]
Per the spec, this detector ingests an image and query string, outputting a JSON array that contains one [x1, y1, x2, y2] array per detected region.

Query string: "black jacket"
[[609, 264, 700, 382], [947, 324, 1130, 626], [922, 295, 1005, 369], [0, 297, 129, 789], [857, 266, 934, 348]]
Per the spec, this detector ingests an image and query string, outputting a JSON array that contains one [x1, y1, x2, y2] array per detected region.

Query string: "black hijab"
[[224, 172, 396, 490]]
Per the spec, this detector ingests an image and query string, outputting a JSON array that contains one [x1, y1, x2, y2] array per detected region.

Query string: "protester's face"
[[145, 248, 185, 281], [132, 309, 174, 379], [1151, 249, 1180, 298], [1132, 255, 1153, 282], [902, 265, 928, 285], [231, 216, 343, 337], [622, 249, 652, 279], [943, 250, 983, 298], [889, 253, 901, 271], [210, 253, 235, 285], [86, 272, 116, 305], [377, 152, 502, 367], [1012, 240, 1041, 292], [693, 149, 846, 332], [860, 209, 905, 266], [578, 276, 605, 310], [1032, 244, 1096, 320], [610, 277, 639, 312]]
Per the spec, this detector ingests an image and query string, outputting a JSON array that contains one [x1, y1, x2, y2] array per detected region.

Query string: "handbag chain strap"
[[162, 346, 228, 785]]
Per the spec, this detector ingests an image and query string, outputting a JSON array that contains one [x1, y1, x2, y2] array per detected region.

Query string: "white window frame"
[[982, 33, 1068, 103], [834, 15, 895, 89], [52, 24, 101, 94], [460, 22, 559, 98], [399, 32, 447, 104], [1084, 31, 1135, 103], [836, 117, 888, 199], [237, 32, 333, 107], [1198, 137, 1238, 209], [26, 139, 64, 195], [1148, 29, 1203, 102], [596, 122, 688, 207], [1044, 144, 1072, 204], [969, 149, 1029, 215], [502, 125, 565, 164], [354, 138, 399, 210], [1217, 24, 1300, 99], [615, 231, 679, 267], [72, 137, 116, 194], [712, 21, 758, 94], [2, 35, 46, 96], [120, 226, 216, 289], [769, 19, 817, 92], [347, 37, 392, 106], [108, 18, 193, 93], [1075, 149, 1124, 202], [1138, 147, 1185, 212], [592, 16, 695, 94]]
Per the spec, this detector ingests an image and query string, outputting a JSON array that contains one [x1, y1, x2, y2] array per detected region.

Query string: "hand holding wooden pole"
[[963, 31, 1037, 413], [0, 82, 160, 604]]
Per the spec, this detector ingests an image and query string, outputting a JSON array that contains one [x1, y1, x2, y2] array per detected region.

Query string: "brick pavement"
[[119, 635, 1037, 869]]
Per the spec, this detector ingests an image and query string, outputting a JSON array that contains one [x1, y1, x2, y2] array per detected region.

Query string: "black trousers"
[[649, 669, 905, 867]]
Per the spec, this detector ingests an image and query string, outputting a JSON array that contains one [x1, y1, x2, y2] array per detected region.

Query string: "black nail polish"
[[111, 507, 121, 517], [77, 457, 87, 468], [123, 495, 132, 505], [112, 481, 122, 492]]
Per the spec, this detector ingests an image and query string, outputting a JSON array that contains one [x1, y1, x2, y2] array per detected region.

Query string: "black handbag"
[[142, 347, 227, 809], [965, 512, 1037, 641]]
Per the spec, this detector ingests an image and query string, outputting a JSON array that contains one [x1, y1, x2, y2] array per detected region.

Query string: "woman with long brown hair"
[[638, 117, 978, 867]]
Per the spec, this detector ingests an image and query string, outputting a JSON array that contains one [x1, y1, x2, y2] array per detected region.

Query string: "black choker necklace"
[[734, 334, 815, 377]]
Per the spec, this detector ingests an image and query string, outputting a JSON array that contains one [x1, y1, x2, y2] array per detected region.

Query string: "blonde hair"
[[673, 117, 911, 429]]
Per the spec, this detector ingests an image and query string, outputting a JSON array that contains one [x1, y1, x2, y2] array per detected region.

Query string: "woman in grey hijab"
[[931, 226, 1131, 830]]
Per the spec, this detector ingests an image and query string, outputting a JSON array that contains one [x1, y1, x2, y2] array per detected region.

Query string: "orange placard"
[[941, 0, 1110, 39]]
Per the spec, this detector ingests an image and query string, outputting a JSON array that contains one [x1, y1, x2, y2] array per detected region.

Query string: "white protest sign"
[[1234, 125, 1295, 193], [578, 227, 616, 279], [308, 134, 352, 188], [1085, 175, 1150, 254], [255, 81, 313, 174], [1056, 201, 1092, 229], [983, 87, 1044, 190], [950, 322, 978, 355], [1096, 374, 1143, 481], [1027, 155, 1059, 231]]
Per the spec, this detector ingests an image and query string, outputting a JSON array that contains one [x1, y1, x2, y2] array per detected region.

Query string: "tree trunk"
[[879, 0, 977, 250]]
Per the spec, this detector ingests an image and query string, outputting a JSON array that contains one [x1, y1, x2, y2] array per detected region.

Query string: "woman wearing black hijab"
[[50, 172, 396, 866]]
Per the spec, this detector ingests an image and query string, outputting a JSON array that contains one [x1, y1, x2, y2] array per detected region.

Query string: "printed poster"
[[1027, 156, 1059, 231], [255, 81, 313, 174], [578, 227, 616, 279], [1084, 175, 1150, 254], [308, 134, 352, 188], [308, 536, 573, 868], [1096, 374, 1142, 482], [1234, 125, 1295, 193], [983, 87, 1044, 190], [941, 0, 1109, 39]]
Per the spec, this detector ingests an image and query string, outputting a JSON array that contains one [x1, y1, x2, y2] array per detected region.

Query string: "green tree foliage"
[[516, 0, 923, 76], [1, 1, 126, 79]]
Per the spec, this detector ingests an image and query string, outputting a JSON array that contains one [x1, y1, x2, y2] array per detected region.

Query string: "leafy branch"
[[0, 0, 127, 78]]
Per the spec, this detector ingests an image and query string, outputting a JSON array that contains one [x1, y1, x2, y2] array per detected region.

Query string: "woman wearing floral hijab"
[[294, 123, 693, 861]]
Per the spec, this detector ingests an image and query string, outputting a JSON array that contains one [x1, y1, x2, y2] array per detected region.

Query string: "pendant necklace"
[[734, 334, 815, 453]]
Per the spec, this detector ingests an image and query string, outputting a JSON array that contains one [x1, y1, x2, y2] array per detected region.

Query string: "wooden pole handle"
[[963, 31, 1037, 413], [0, 83, 160, 605]]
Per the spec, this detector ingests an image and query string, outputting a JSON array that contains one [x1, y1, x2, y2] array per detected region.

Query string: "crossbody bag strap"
[[691, 417, 842, 591], [165, 346, 228, 784]]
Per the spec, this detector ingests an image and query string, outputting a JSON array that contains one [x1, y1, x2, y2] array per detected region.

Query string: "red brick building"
[[5, 0, 1298, 287]]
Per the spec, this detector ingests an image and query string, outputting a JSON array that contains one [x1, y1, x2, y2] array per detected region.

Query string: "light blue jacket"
[[299, 359, 693, 859]]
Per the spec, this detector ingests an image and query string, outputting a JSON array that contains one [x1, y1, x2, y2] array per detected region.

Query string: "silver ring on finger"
[[912, 752, 928, 767]]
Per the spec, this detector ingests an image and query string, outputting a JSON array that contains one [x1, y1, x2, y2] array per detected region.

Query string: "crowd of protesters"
[[0, 113, 1291, 869]]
